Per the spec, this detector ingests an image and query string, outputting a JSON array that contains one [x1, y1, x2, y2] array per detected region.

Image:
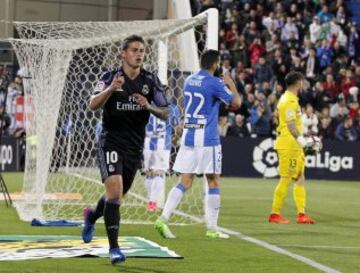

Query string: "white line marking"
[[69, 172, 342, 273], [217, 227, 341, 273], [278, 244, 360, 250]]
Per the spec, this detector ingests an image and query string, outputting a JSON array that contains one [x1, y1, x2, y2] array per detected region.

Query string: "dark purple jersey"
[[94, 67, 168, 155]]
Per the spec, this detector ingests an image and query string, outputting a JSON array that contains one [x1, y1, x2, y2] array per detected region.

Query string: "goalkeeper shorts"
[[276, 149, 305, 179]]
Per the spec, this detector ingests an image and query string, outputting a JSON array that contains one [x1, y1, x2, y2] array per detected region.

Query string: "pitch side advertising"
[[222, 137, 359, 181]]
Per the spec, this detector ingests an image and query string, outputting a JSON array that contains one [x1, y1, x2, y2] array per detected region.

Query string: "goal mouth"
[[9, 9, 218, 225]]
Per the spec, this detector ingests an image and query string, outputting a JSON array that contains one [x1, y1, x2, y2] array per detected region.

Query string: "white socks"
[[149, 174, 166, 208], [206, 188, 220, 231], [161, 183, 186, 222]]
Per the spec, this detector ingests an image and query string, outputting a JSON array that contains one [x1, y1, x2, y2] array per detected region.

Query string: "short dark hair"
[[285, 71, 304, 87], [200, 50, 220, 70], [122, 35, 145, 50]]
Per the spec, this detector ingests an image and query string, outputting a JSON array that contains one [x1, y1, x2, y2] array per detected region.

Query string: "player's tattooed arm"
[[133, 93, 170, 120], [287, 120, 301, 138], [147, 105, 170, 121]]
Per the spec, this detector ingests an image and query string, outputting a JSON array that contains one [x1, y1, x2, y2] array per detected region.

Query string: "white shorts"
[[173, 145, 222, 174], [143, 148, 171, 171]]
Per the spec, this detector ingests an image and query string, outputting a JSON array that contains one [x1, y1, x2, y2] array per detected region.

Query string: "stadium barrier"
[[0, 136, 23, 171], [222, 137, 360, 181]]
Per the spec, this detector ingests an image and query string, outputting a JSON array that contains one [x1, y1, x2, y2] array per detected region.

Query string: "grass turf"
[[0, 172, 359, 273]]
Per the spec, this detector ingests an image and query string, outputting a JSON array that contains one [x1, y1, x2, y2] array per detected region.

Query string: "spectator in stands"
[[309, 16, 322, 43], [232, 35, 248, 66], [0, 65, 4, 85], [317, 5, 333, 24], [219, 42, 231, 60], [0, 106, 11, 135], [242, 21, 259, 45], [354, 65, 360, 89], [254, 56, 273, 85], [322, 74, 339, 102], [281, 17, 299, 42], [221, 58, 232, 75], [225, 23, 238, 50], [316, 40, 334, 69], [340, 69, 355, 99], [262, 11, 280, 33], [248, 100, 271, 137], [348, 23, 359, 61], [318, 116, 334, 139], [335, 116, 358, 141], [304, 47, 320, 82], [249, 37, 266, 67], [218, 116, 231, 137], [348, 97, 359, 120], [302, 104, 319, 136], [227, 114, 250, 137]]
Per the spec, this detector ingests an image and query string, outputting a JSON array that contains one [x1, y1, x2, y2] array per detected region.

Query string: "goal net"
[[10, 9, 218, 225]]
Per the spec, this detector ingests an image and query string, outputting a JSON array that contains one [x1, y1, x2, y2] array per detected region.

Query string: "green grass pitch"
[[0, 172, 359, 273]]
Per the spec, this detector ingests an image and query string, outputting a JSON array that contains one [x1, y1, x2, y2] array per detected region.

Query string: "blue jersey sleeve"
[[212, 78, 235, 105]]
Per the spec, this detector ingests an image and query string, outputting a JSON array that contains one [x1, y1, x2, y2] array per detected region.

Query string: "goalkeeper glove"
[[297, 136, 316, 155]]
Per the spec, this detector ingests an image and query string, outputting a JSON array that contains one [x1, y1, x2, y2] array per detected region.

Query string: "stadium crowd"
[[0, 64, 25, 137], [192, 0, 360, 141], [1, 0, 360, 142]]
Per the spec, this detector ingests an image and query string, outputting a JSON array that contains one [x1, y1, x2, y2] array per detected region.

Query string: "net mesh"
[[10, 14, 211, 225]]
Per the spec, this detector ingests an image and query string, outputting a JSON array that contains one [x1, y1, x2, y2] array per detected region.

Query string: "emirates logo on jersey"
[[142, 84, 149, 95]]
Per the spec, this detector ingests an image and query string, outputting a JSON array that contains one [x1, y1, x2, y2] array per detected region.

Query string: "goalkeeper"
[[269, 71, 317, 224]]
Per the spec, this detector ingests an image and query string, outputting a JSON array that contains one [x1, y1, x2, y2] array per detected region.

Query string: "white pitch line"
[[69, 172, 341, 273], [216, 226, 342, 273], [278, 244, 360, 250]]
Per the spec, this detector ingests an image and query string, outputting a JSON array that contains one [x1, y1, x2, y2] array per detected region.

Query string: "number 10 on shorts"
[[106, 151, 118, 164]]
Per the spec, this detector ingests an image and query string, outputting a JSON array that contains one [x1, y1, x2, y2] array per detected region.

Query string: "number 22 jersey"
[[181, 70, 234, 147]]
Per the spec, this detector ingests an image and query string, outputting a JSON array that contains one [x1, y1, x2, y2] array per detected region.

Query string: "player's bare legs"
[[294, 173, 315, 224], [155, 174, 194, 238], [205, 174, 229, 239]]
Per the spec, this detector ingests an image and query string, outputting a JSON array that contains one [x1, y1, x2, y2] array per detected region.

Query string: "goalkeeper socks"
[[206, 188, 220, 231], [104, 199, 120, 249], [293, 184, 306, 214], [161, 183, 186, 222], [150, 174, 166, 207], [271, 177, 292, 214], [89, 195, 105, 224], [145, 175, 154, 201]]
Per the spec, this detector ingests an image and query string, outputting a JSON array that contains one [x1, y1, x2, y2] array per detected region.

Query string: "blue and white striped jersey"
[[181, 70, 234, 147], [145, 103, 180, 151]]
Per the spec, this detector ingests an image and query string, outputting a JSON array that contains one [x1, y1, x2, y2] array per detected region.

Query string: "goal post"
[[10, 8, 219, 225]]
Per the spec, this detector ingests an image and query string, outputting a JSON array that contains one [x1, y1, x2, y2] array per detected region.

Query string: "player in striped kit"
[[154, 49, 241, 239], [143, 103, 180, 211]]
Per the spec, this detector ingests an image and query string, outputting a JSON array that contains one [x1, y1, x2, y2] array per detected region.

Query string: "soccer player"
[[154, 49, 241, 239], [82, 35, 169, 264], [269, 71, 316, 224], [143, 102, 180, 211]]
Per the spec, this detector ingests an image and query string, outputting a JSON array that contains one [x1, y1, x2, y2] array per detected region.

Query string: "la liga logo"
[[252, 138, 278, 178]]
